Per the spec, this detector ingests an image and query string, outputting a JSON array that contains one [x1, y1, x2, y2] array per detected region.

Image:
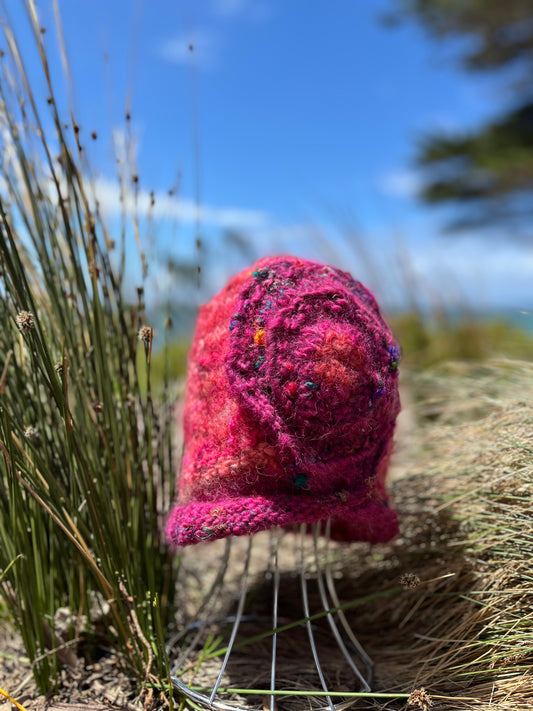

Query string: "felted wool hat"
[[166, 256, 401, 547]]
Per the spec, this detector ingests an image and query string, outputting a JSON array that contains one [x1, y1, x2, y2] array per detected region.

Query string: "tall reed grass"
[[0, 1, 178, 700]]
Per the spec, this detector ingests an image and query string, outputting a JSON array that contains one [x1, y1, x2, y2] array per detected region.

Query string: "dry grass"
[[172, 359, 533, 710]]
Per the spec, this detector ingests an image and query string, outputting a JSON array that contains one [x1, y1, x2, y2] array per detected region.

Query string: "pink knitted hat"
[[166, 256, 401, 547]]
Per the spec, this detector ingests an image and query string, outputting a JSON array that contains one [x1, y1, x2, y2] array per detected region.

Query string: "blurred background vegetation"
[[386, 0, 533, 234], [149, 0, 533, 378]]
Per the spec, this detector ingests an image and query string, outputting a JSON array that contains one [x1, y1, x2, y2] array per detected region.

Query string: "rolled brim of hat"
[[165, 487, 398, 546]]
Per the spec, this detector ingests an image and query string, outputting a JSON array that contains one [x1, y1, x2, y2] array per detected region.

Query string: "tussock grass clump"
[[0, 1, 178, 701], [355, 359, 533, 709]]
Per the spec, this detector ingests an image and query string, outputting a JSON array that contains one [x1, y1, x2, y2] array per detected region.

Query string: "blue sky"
[[6, 0, 533, 322]]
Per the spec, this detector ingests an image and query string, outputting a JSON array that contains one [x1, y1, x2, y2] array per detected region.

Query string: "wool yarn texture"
[[166, 256, 401, 547]]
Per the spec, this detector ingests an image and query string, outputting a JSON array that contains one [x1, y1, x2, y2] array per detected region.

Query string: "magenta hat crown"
[[166, 256, 401, 547]]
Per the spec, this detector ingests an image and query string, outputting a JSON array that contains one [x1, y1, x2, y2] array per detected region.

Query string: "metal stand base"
[[169, 522, 373, 711]]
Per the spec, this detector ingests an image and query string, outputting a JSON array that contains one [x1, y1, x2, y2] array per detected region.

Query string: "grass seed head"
[[400, 573, 421, 590], [24, 425, 38, 441], [137, 325, 153, 345], [16, 310, 35, 332], [407, 688, 432, 709]]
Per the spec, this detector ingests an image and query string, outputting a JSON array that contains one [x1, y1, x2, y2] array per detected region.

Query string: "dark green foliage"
[[388, 0, 533, 75], [388, 0, 533, 233], [416, 103, 533, 230]]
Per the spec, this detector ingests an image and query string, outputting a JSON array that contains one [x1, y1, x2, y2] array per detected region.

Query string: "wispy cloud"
[[383, 226, 533, 309], [423, 113, 464, 133], [211, 0, 270, 21], [91, 175, 269, 230], [212, 0, 248, 17], [112, 126, 142, 174], [377, 169, 421, 199], [157, 1, 269, 69], [157, 29, 220, 69]]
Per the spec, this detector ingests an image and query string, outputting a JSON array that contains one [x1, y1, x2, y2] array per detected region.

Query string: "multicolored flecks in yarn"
[[166, 256, 401, 547]]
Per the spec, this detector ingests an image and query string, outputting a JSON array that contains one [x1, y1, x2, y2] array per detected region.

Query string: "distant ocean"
[[479, 309, 533, 335]]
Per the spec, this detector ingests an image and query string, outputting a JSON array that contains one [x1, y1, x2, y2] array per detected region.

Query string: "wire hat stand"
[[169, 521, 374, 711]]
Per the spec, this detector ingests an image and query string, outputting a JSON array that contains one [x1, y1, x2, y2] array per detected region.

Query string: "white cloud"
[[211, 0, 270, 21], [377, 169, 421, 199], [212, 0, 248, 17], [45, 166, 533, 313], [157, 29, 220, 69], [91, 175, 269, 230], [388, 229, 533, 310], [112, 126, 141, 171], [423, 113, 464, 133]]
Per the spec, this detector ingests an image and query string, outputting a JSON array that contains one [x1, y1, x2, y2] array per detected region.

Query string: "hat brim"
[[165, 489, 398, 546]]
